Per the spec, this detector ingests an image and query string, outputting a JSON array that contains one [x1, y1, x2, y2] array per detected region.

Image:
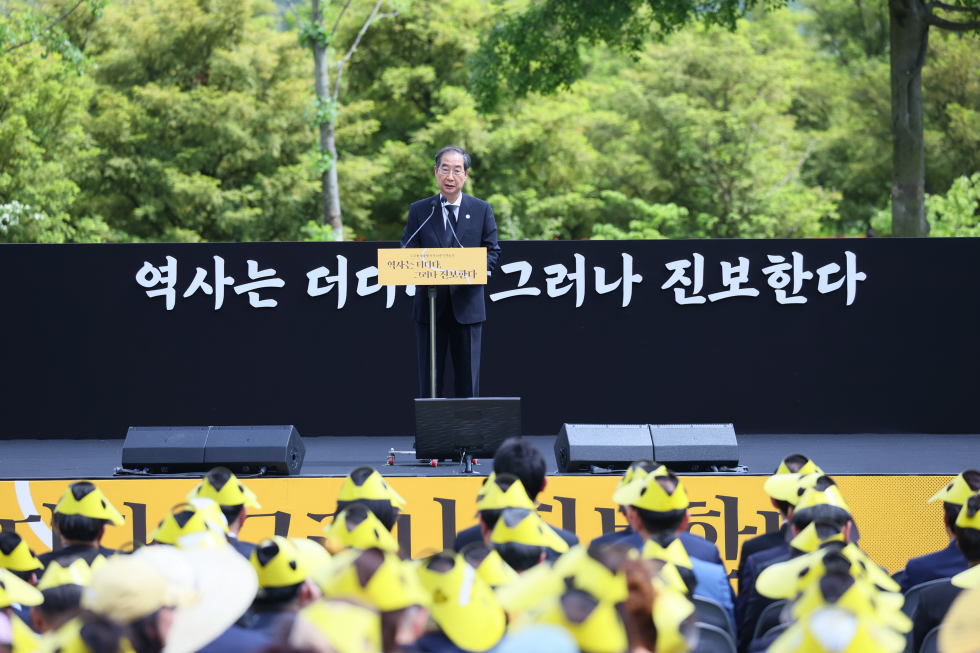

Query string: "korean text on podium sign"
[[378, 248, 487, 286]]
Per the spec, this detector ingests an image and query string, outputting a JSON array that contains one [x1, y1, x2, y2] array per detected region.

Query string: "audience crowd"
[[0, 438, 976, 653]]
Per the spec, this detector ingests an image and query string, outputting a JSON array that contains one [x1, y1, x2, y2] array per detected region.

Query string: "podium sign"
[[378, 248, 487, 286]]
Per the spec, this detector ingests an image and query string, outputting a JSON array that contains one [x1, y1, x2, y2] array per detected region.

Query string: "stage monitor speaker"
[[122, 425, 306, 475], [414, 398, 520, 461], [554, 423, 738, 473], [554, 424, 653, 473]]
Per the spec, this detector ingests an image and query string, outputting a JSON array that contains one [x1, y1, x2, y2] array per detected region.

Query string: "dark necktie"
[[444, 202, 457, 228]]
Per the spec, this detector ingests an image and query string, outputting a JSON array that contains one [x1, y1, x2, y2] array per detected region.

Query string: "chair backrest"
[[763, 623, 790, 640], [753, 599, 788, 640], [693, 596, 735, 639], [891, 568, 905, 585], [693, 623, 736, 653], [920, 625, 941, 653], [902, 580, 951, 653]]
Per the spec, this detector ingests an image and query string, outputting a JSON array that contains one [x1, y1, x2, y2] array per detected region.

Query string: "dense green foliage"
[[0, 0, 979, 243]]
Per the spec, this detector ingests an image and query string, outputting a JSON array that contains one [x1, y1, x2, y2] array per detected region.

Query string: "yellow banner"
[[0, 475, 950, 580], [378, 248, 487, 286]]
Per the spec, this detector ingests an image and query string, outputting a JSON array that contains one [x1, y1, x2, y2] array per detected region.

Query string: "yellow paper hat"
[[476, 472, 497, 500], [954, 495, 980, 530], [337, 466, 406, 508], [294, 599, 381, 653], [418, 553, 506, 652], [0, 568, 43, 608], [611, 472, 689, 512], [490, 508, 570, 553], [148, 499, 229, 545], [537, 590, 629, 653], [460, 543, 520, 587], [951, 563, 980, 589], [641, 538, 693, 570], [651, 559, 691, 595], [12, 613, 41, 653], [757, 544, 898, 600], [250, 537, 308, 589], [494, 558, 563, 615], [789, 521, 846, 554], [551, 546, 629, 604], [316, 549, 430, 612], [53, 483, 125, 526], [768, 607, 906, 653], [290, 538, 331, 575], [323, 504, 400, 553], [614, 459, 665, 489], [790, 576, 911, 633], [774, 454, 823, 477], [477, 474, 536, 511], [652, 584, 698, 653], [186, 468, 261, 510], [764, 472, 823, 505], [794, 483, 851, 514], [0, 536, 42, 572], [37, 557, 100, 591], [928, 470, 980, 504]]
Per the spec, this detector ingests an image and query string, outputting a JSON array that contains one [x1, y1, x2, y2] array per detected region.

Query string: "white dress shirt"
[[442, 194, 462, 231]]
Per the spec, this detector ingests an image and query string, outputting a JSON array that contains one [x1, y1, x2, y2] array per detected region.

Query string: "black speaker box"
[[122, 425, 305, 475], [414, 398, 521, 460]]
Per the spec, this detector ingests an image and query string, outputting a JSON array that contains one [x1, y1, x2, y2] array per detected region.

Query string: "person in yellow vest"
[[246, 536, 328, 638], [186, 468, 263, 558], [38, 482, 124, 569]]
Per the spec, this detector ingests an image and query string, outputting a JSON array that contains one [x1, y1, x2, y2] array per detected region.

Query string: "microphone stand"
[[429, 285, 437, 398]]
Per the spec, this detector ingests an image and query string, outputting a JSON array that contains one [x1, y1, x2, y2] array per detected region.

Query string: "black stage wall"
[[0, 239, 976, 439]]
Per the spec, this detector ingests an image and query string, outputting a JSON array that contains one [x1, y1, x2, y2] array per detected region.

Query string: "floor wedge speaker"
[[650, 423, 738, 472], [555, 424, 654, 473], [122, 425, 306, 475]]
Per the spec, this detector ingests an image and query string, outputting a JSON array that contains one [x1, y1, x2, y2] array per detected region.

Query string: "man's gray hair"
[[435, 146, 471, 171]]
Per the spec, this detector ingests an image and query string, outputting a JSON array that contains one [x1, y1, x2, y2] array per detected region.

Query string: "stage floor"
[[0, 433, 974, 480]]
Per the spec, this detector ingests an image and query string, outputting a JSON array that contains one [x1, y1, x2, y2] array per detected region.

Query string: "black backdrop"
[[0, 238, 976, 440]]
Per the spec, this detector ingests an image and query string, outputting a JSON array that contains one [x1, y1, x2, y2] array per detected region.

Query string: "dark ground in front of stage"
[[0, 433, 974, 480]]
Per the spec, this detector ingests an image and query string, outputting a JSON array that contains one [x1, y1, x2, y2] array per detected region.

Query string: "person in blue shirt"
[[609, 466, 735, 627], [900, 469, 980, 593]]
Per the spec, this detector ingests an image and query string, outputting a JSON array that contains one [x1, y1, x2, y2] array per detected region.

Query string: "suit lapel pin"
[[465, 214, 470, 219]]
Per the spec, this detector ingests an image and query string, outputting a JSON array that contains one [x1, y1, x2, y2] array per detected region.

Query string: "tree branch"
[[3, 0, 86, 55], [288, 0, 306, 29], [332, 0, 398, 100], [774, 140, 816, 189], [330, 0, 355, 41], [927, 1, 980, 14], [927, 13, 980, 30]]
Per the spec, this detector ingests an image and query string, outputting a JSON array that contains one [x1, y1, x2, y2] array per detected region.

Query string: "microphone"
[[402, 197, 439, 248]]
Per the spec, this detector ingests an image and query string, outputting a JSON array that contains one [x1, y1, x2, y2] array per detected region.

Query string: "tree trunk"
[[889, 0, 931, 237], [312, 0, 343, 240]]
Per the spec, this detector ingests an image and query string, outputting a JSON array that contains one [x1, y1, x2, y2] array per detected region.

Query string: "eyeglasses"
[[437, 165, 465, 177]]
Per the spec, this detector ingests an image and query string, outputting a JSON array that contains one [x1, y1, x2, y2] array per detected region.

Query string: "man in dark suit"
[[400, 145, 501, 398], [901, 469, 979, 593], [453, 438, 577, 551]]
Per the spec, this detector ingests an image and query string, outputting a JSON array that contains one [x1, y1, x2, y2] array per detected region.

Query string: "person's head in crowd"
[[763, 453, 823, 520], [476, 473, 536, 543], [538, 589, 629, 653], [148, 499, 229, 548], [323, 503, 400, 554], [612, 470, 688, 545], [52, 482, 125, 548], [31, 558, 98, 633], [314, 547, 430, 653], [952, 493, 980, 566], [0, 567, 43, 619], [0, 532, 42, 585], [490, 508, 569, 572], [493, 438, 548, 501], [250, 537, 322, 616], [417, 552, 506, 652], [460, 541, 521, 588], [335, 466, 405, 533], [928, 469, 980, 539], [790, 476, 856, 544], [186, 467, 261, 537]]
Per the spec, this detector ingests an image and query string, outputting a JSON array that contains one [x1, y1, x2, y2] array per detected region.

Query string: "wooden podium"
[[379, 247, 487, 399]]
